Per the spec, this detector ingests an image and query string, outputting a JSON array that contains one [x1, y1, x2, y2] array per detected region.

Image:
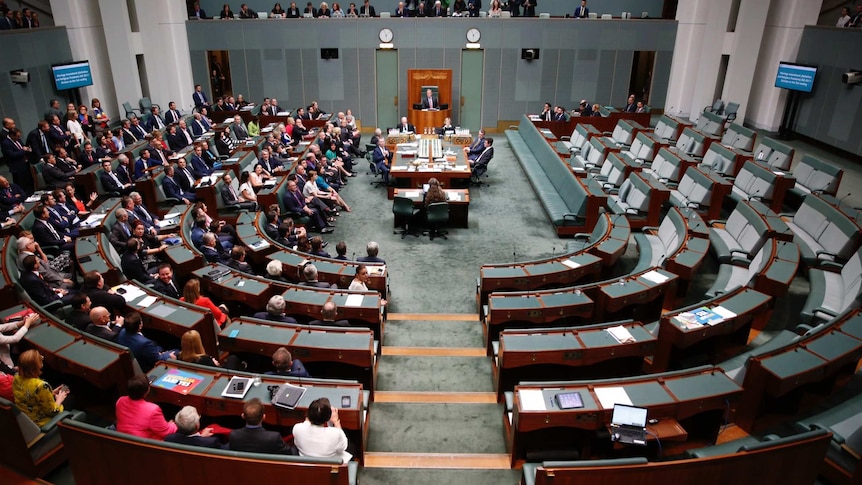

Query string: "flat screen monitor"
[[611, 404, 647, 427], [51, 61, 94, 91], [774, 62, 817, 93]]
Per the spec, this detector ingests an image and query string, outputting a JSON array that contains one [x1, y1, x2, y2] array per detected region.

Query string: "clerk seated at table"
[[265, 347, 311, 378], [397, 116, 415, 134], [424, 178, 447, 206], [309, 301, 351, 327], [253, 295, 299, 324], [438, 117, 455, 135]]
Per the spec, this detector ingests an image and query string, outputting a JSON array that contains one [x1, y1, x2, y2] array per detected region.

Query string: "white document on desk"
[[640, 270, 669, 284], [403, 191, 420, 198], [519, 389, 547, 411], [136, 295, 158, 308], [344, 294, 364, 307], [448, 192, 461, 201], [594, 386, 633, 410], [560, 259, 581, 269]]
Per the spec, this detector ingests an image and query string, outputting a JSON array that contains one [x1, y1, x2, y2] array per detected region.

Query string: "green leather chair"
[[392, 196, 419, 238], [425, 202, 449, 240]]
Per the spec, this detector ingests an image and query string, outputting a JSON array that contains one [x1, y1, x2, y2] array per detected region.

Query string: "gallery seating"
[[751, 136, 795, 171], [719, 123, 756, 152]]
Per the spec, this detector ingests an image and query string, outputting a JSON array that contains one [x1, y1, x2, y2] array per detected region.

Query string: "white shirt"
[[348, 280, 367, 291], [292, 420, 352, 463], [837, 15, 851, 27], [67, 119, 85, 144], [238, 182, 256, 202], [303, 180, 319, 198], [0, 321, 28, 368]]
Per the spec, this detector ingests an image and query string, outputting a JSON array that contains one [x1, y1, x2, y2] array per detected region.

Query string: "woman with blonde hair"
[[180, 279, 229, 328], [13, 349, 71, 426], [179, 330, 220, 367], [424, 177, 447, 206]]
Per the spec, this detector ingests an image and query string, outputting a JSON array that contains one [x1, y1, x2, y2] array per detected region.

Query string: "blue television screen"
[[51, 61, 94, 91], [774, 62, 817, 93]]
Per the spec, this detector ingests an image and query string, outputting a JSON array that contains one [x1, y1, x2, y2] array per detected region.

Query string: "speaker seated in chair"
[[392, 196, 419, 238]]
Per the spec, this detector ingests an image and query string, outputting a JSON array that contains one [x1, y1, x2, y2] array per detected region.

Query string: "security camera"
[[842, 71, 862, 85]]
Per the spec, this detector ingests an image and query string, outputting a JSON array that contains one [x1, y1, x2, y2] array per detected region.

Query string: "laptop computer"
[[610, 404, 647, 446]]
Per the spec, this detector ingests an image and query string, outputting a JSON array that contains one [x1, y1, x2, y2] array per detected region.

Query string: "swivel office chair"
[[425, 202, 449, 240], [392, 196, 419, 238], [471, 158, 492, 187], [366, 144, 385, 187]]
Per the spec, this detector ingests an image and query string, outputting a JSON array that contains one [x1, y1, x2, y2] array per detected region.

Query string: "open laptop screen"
[[611, 404, 647, 427]]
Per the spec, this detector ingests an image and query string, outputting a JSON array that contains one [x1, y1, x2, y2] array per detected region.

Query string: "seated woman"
[[424, 177, 447, 206], [121, 239, 157, 284], [271, 2, 287, 17], [331, 2, 345, 16], [439, 117, 455, 134], [488, 0, 502, 16], [13, 349, 71, 426], [1, 314, 37, 375], [178, 330, 220, 367], [247, 163, 272, 191], [237, 171, 258, 204], [292, 397, 352, 463], [64, 182, 98, 216], [306, 170, 351, 212], [181, 279, 229, 328], [116, 374, 177, 440]]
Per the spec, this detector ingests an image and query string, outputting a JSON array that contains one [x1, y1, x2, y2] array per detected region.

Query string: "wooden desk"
[[146, 361, 368, 461], [388, 142, 472, 199], [392, 188, 470, 228], [651, 287, 772, 372], [507, 366, 742, 464], [220, 318, 376, 391], [192, 264, 274, 309], [409, 108, 452, 133], [494, 320, 656, 399], [479, 252, 603, 307]]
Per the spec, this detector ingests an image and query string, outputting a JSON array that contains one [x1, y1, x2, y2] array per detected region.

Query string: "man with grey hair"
[[17, 233, 74, 288], [253, 295, 298, 323], [309, 301, 351, 327], [302, 263, 336, 289], [357, 241, 385, 264], [165, 406, 222, 449], [109, 208, 133, 251]]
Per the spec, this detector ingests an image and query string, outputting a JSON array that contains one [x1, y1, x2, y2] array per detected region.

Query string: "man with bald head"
[[85, 306, 123, 341], [309, 301, 351, 327]]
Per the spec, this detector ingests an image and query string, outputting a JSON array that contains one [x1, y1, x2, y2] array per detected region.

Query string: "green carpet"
[[376, 356, 493, 392], [383, 320, 484, 347], [366, 403, 507, 454]]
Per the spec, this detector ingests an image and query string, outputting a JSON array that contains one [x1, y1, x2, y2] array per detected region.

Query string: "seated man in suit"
[[334, 241, 349, 260], [153, 263, 182, 299], [421, 89, 439, 110], [301, 263, 337, 288], [230, 115, 250, 141], [228, 398, 290, 454], [190, 145, 214, 178], [623, 94, 637, 113], [573, 0, 588, 18], [0, 175, 27, 211], [100, 160, 134, 195], [163, 102, 181, 125], [174, 158, 198, 193], [20, 255, 75, 306], [42, 153, 76, 189], [116, 312, 176, 372], [145, 106, 166, 132], [469, 137, 494, 169], [165, 406, 222, 449], [283, 179, 332, 233], [189, 113, 210, 137], [32, 204, 75, 252], [65, 293, 93, 331], [359, 0, 375, 16], [109, 208, 134, 251], [201, 232, 230, 263], [265, 346, 310, 377], [163, 165, 197, 204], [253, 295, 299, 323], [463, 129, 486, 160], [431, 0, 446, 16], [308, 236, 331, 258], [121, 239, 157, 284], [226, 246, 254, 273], [309, 301, 351, 327], [357, 241, 385, 264], [79, 270, 126, 317], [221, 173, 258, 211], [134, 148, 156, 180], [85, 306, 122, 342], [397, 116, 415, 133], [371, 137, 392, 185], [16, 234, 73, 289]]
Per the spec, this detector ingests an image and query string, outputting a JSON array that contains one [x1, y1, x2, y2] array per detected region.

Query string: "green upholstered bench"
[[784, 193, 861, 268], [788, 154, 843, 200], [522, 458, 648, 485]]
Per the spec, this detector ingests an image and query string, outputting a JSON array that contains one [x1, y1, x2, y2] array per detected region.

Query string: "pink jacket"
[[115, 396, 177, 440]]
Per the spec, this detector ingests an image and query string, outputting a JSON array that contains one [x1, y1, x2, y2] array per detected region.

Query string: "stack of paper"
[[344, 294, 364, 307], [561, 259, 581, 269], [607, 325, 636, 344], [594, 387, 632, 410], [519, 389, 547, 411], [641, 270, 669, 284]]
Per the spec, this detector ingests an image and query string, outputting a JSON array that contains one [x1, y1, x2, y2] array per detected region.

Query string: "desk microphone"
[[513, 243, 517, 264], [352, 252, 356, 261], [747, 188, 761, 203], [551, 246, 556, 258], [837, 192, 853, 207]]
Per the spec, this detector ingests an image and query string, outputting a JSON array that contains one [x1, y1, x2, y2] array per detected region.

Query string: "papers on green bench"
[[675, 306, 737, 329], [595, 386, 632, 410], [607, 325, 636, 344]]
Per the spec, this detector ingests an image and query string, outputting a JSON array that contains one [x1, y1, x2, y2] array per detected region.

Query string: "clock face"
[[379, 28, 394, 43], [466, 28, 481, 43]]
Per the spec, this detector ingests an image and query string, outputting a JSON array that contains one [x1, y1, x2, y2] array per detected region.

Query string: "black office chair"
[[424, 202, 449, 240], [471, 158, 492, 187], [392, 196, 419, 238], [366, 144, 385, 187]]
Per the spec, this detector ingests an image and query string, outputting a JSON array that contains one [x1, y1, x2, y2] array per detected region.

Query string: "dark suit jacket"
[[26, 128, 51, 164], [165, 432, 223, 449], [624, 103, 637, 113], [398, 123, 416, 133], [359, 5, 375, 16], [286, 7, 301, 17], [472, 146, 494, 168], [421, 96, 439, 109], [109, 221, 132, 251], [431, 6, 447, 16], [145, 115, 165, 132], [573, 6, 588, 17], [43, 163, 74, 188], [372, 146, 392, 166], [32, 219, 67, 247], [100, 170, 127, 194], [66, 310, 92, 331], [20, 270, 61, 306], [121, 252, 155, 284], [283, 189, 308, 214], [116, 329, 168, 372], [80, 286, 126, 315], [175, 166, 197, 192], [228, 426, 289, 454], [85, 324, 120, 342], [1, 137, 29, 171], [0, 182, 26, 209], [164, 109, 181, 125], [202, 245, 229, 263], [153, 278, 181, 299], [252, 312, 299, 324], [302, 281, 337, 289], [168, 132, 189, 151], [358, 256, 386, 264], [163, 176, 194, 201]]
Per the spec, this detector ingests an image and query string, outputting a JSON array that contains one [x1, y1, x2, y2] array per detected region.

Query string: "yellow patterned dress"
[[12, 376, 63, 426]]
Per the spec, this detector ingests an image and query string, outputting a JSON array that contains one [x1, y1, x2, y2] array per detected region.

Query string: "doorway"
[[207, 51, 233, 100], [629, 51, 656, 104], [375, 49, 399, 129], [460, 49, 484, 132]]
